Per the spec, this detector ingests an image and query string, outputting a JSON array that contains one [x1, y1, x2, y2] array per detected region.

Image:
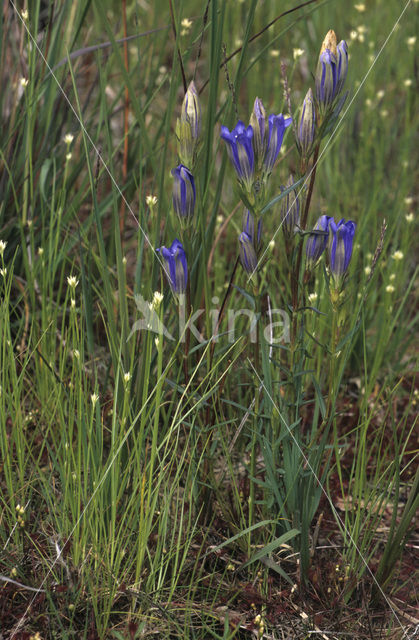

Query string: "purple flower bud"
[[306, 215, 331, 268], [315, 49, 338, 111], [220, 120, 255, 191], [242, 210, 263, 250], [171, 164, 196, 220], [280, 175, 300, 237], [249, 97, 267, 168], [157, 238, 188, 294], [298, 88, 316, 156], [263, 113, 292, 173], [336, 40, 348, 95], [327, 218, 356, 280], [239, 231, 258, 274]]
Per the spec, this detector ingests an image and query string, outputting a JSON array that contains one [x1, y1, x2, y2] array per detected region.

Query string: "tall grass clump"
[[1, 0, 417, 638]]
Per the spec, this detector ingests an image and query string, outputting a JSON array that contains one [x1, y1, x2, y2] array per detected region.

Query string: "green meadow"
[[0, 0, 417, 638]]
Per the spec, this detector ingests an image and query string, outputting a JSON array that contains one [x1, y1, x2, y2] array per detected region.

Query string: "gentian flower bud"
[[239, 231, 258, 274], [181, 81, 202, 139], [327, 218, 356, 281], [220, 120, 255, 192], [157, 238, 188, 294], [176, 81, 202, 167], [315, 48, 337, 112], [280, 175, 300, 237], [171, 164, 196, 222], [249, 97, 267, 171], [298, 88, 316, 156], [242, 209, 263, 251], [306, 215, 331, 269], [336, 40, 348, 95], [263, 113, 292, 173]]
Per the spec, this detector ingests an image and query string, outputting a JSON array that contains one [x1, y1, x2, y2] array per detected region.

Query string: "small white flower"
[[365, 98, 372, 108], [67, 275, 79, 289], [0, 268, 7, 277], [152, 291, 164, 309], [392, 250, 404, 261], [386, 284, 395, 293], [358, 33, 365, 43], [146, 194, 158, 207], [350, 30, 358, 41], [0, 240, 7, 258], [269, 239, 275, 250], [357, 24, 367, 34], [73, 349, 80, 359], [20, 77, 29, 88], [308, 292, 318, 304], [122, 256, 127, 265], [406, 36, 416, 49], [404, 196, 413, 205], [21, 9, 29, 20], [405, 212, 414, 223], [71, 298, 76, 308], [180, 17, 192, 36], [376, 89, 385, 99], [380, 109, 388, 118], [64, 133, 74, 145], [65, 152, 72, 161], [38, 247, 44, 256], [91, 393, 99, 406], [293, 48, 304, 60], [389, 273, 396, 281], [354, 3, 366, 11], [404, 78, 413, 87], [154, 336, 160, 349], [270, 49, 280, 58], [123, 371, 131, 384], [364, 266, 371, 276]]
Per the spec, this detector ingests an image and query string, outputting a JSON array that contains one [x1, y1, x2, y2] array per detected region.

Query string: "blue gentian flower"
[[220, 120, 255, 191], [306, 215, 331, 268], [263, 114, 292, 173], [157, 238, 188, 294], [327, 218, 356, 279], [238, 231, 258, 275], [171, 164, 196, 220]]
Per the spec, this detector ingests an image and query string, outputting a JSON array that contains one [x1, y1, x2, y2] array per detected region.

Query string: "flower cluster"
[[221, 98, 291, 275], [157, 82, 203, 294], [315, 30, 348, 114], [306, 216, 356, 286], [221, 98, 291, 207]]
